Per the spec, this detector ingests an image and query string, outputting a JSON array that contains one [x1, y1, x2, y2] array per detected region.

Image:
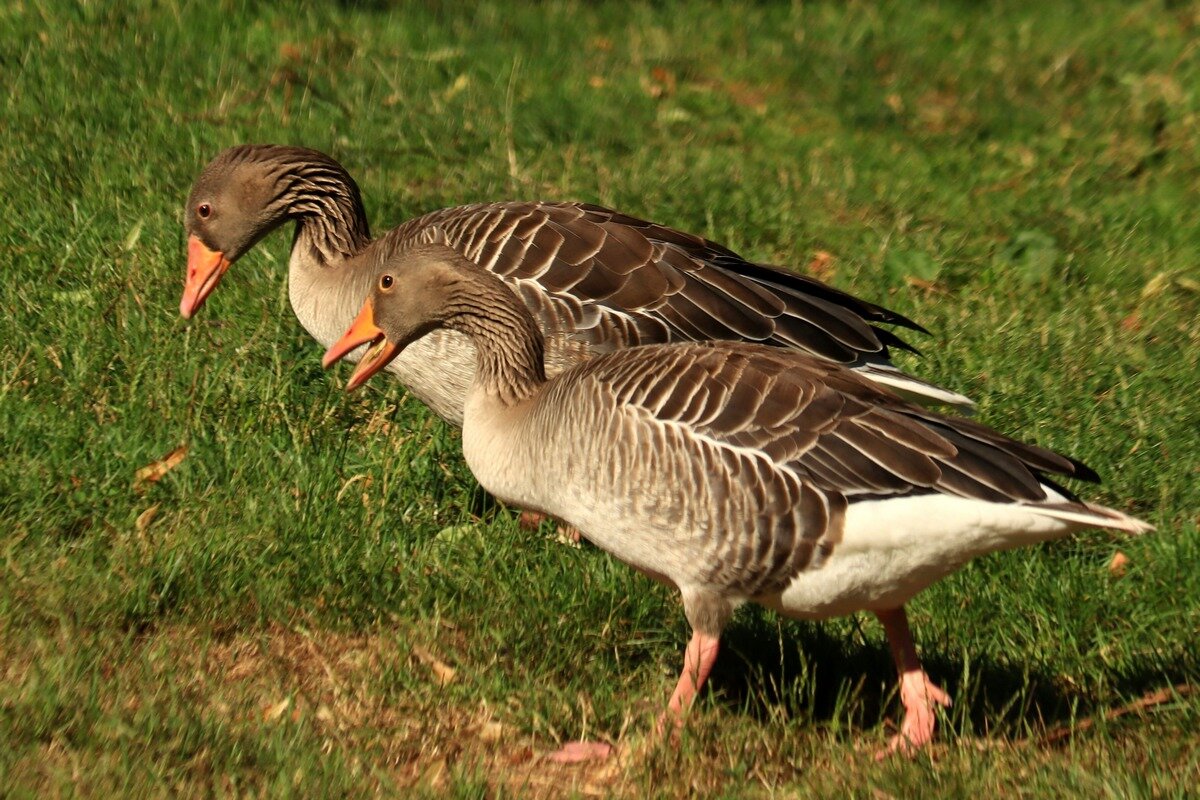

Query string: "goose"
[[322, 241, 1153, 761], [181, 144, 972, 427]]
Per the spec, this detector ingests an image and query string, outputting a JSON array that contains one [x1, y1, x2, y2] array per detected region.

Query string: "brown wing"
[[552, 341, 1092, 595], [383, 201, 924, 365], [583, 341, 1094, 503]]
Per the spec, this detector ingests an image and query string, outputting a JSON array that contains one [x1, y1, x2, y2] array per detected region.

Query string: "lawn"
[[1, 0, 1198, 796]]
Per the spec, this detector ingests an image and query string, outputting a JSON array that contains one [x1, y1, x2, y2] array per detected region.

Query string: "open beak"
[[322, 299, 401, 391], [180, 235, 232, 318]]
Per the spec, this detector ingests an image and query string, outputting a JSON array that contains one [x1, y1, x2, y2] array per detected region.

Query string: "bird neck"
[[278, 156, 372, 267], [447, 277, 547, 408]]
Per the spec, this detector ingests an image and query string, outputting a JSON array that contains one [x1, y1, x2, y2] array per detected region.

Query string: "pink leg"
[[545, 629, 720, 763], [874, 607, 952, 758], [652, 629, 721, 739], [666, 629, 722, 718]]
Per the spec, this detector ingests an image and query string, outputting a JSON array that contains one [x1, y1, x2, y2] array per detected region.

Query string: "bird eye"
[[380, 275, 394, 290], [197, 203, 211, 219]]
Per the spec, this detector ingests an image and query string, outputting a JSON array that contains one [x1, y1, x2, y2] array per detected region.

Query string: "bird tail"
[[1029, 501, 1155, 534]]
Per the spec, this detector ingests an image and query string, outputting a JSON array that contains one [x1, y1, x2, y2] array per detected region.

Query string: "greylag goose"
[[322, 242, 1153, 761], [181, 144, 972, 424]]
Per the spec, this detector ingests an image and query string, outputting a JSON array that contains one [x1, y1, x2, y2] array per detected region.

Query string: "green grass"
[[2, 0, 1198, 795]]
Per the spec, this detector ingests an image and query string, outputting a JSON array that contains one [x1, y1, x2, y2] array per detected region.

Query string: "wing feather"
[[380, 202, 966, 407]]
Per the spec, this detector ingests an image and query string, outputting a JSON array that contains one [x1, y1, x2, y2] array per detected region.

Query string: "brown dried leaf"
[[135, 504, 160, 534], [412, 645, 457, 686], [506, 746, 534, 766], [1109, 551, 1130, 577], [645, 66, 676, 98], [1120, 312, 1142, 332], [133, 444, 188, 491], [263, 697, 290, 722], [806, 250, 835, 280], [905, 276, 950, 296]]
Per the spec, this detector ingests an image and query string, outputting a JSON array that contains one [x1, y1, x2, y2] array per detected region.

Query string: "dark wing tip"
[[874, 327, 922, 357], [1064, 456, 1102, 484]]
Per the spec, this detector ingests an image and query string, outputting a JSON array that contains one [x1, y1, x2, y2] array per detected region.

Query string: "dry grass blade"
[[411, 645, 457, 686], [1040, 684, 1195, 745]]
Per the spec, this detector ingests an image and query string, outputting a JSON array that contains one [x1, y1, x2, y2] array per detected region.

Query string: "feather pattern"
[[327, 245, 1153, 753], [341, 246, 1151, 631], [381, 201, 925, 364], [187, 146, 977, 422]]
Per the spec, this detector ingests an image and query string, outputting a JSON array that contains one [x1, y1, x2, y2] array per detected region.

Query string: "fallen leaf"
[[134, 444, 188, 491], [588, 75, 606, 89], [412, 645, 457, 686], [1120, 312, 1142, 332], [806, 250, 835, 280], [279, 42, 302, 61], [1109, 551, 1130, 577], [905, 276, 950, 296], [644, 67, 676, 98], [506, 746, 534, 765], [135, 504, 160, 534], [263, 697, 290, 722]]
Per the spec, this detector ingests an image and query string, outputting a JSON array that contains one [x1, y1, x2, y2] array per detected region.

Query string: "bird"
[[322, 240, 1153, 761], [181, 144, 972, 429]]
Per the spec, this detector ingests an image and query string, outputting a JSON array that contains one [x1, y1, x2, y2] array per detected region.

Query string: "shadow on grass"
[[462, 492, 1194, 742], [705, 615, 1196, 740]]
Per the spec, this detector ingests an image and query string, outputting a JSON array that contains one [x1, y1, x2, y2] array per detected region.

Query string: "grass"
[[2, 0, 1198, 795]]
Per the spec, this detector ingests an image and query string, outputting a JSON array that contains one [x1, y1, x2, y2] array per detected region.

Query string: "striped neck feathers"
[[263, 151, 371, 266], [441, 275, 547, 408]]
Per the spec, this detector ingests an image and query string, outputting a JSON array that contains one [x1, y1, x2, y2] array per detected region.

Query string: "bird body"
[[183, 144, 973, 425], [323, 243, 1152, 757], [457, 342, 1146, 623]]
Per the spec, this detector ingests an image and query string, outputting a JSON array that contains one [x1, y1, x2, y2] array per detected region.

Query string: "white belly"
[[760, 493, 1080, 619]]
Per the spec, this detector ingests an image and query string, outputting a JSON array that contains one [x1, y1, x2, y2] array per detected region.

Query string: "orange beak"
[[180, 235, 232, 318], [322, 299, 400, 391]]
